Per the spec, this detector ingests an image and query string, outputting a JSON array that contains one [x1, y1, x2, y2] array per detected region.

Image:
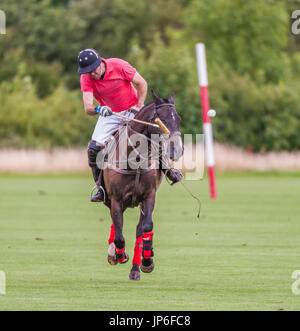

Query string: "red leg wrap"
[[116, 247, 125, 255], [116, 247, 126, 262], [143, 231, 154, 241], [142, 231, 154, 259], [143, 249, 152, 259], [132, 237, 143, 266], [108, 221, 115, 245]]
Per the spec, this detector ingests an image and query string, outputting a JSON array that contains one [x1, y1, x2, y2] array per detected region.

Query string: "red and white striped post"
[[195, 43, 217, 199]]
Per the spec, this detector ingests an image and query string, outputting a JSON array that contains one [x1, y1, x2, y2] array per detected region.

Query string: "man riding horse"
[[77, 48, 183, 202]]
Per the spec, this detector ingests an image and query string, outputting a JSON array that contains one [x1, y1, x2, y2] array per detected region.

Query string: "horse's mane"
[[134, 96, 169, 121], [134, 101, 155, 120]]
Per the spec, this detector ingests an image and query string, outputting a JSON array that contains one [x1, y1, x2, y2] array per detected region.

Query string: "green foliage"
[[128, 34, 202, 135], [0, 72, 95, 148], [209, 66, 300, 151], [71, 0, 185, 58], [1, 0, 86, 70], [186, 0, 289, 84], [26, 62, 62, 99], [1, 0, 300, 151]]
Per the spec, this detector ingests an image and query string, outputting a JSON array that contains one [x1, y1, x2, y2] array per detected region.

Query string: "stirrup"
[[90, 185, 106, 203], [90, 185, 98, 199]]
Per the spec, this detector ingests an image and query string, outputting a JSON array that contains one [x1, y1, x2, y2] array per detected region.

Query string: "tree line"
[[0, 0, 300, 151]]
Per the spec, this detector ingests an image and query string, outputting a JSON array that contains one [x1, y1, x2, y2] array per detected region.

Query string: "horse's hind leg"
[[141, 193, 155, 274], [110, 200, 129, 264]]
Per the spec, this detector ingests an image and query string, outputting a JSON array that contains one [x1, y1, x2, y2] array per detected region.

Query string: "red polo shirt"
[[80, 58, 138, 112]]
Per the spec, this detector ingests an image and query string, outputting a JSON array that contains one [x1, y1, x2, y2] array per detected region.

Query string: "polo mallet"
[[112, 112, 170, 135]]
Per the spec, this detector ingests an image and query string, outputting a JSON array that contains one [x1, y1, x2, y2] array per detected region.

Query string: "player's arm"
[[82, 92, 97, 116], [82, 92, 112, 117], [132, 72, 148, 110]]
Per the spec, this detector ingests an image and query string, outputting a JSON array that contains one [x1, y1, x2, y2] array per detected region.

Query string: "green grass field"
[[0, 172, 300, 311]]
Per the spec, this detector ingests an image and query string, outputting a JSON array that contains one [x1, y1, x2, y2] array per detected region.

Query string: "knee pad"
[[87, 140, 101, 168]]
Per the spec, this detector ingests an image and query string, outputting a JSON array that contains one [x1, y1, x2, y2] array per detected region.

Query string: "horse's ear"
[[151, 89, 163, 105], [169, 94, 175, 105]]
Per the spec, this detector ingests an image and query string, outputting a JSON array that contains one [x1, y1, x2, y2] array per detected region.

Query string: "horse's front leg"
[[141, 192, 156, 273], [129, 212, 143, 280], [110, 199, 129, 264], [107, 220, 117, 265]]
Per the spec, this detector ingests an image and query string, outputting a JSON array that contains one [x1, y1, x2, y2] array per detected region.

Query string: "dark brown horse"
[[101, 91, 183, 280]]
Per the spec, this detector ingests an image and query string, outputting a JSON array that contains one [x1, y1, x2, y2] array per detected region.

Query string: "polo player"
[[77, 48, 183, 202]]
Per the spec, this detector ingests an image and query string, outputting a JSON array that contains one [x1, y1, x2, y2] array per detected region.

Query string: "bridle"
[[151, 103, 181, 138]]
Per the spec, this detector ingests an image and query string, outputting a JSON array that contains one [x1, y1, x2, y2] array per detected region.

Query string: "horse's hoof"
[[107, 254, 118, 265], [129, 264, 140, 280], [141, 258, 154, 273], [129, 270, 140, 280], [107, 243, 118, 265]]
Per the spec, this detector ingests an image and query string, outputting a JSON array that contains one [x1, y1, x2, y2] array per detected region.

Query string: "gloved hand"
[[95, 105, 113, 117]]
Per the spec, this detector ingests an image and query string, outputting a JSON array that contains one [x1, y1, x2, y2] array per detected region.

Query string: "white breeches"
[[92, 108, 136, 145]]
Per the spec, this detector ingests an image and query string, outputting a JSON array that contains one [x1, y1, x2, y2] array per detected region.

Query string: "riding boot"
[[163, 168, 183, 185], [91, 187, 105, 202], [88, 140, 106, 203], [90, 169, 105, 202]]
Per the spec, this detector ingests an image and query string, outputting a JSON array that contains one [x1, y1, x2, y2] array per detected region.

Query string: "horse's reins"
[[113, 112, 171, 136]]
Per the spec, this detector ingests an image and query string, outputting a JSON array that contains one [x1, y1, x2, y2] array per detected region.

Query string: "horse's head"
[[151, 90, 183, 161]]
